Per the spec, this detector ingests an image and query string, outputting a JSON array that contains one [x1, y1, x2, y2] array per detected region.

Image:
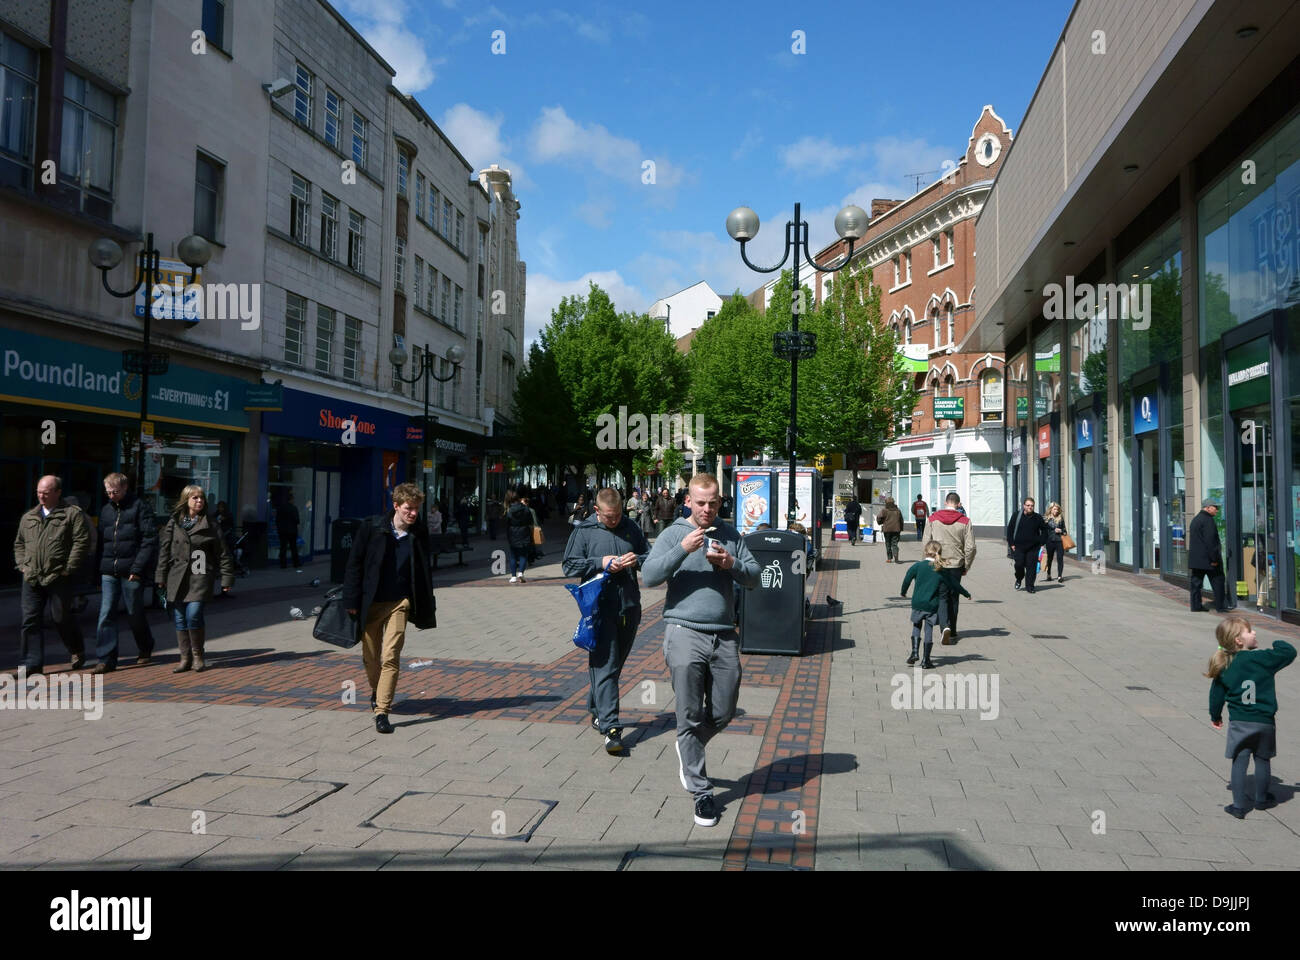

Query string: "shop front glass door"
[[1238, 407, 1278, 611], [1138, 434, 1159, 571], [312, 469, 342, 556], [1081, 451, 1095, 556]]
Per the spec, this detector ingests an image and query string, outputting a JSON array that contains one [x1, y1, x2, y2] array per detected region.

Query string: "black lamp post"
[[390, 340, 466, 521], [89, 232, 212, 496], [725, 202, 868, 524]]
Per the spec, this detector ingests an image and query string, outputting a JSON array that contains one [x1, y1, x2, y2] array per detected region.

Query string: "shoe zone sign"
[[1133, 390, 1159, 435]]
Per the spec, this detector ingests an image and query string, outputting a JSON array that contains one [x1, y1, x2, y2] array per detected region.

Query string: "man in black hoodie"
[[562, 487, 650, 755], [1007, 497, 1050, 594], [92, 473, 157, 672]]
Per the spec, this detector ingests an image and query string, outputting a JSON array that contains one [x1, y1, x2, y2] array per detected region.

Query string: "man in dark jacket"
[[876, 498, 905, 562], [1188, 498, 1228, 612], [92, 473, 157, 672], [843, 499, 862, 545], [343, 483, 436, 734], [277, 492, 301, 569], [1007, 497, 1050, 594], [454, 497, 471, 546], [653, 488, 676, 536], [562, 488, 650, 755], [13, 475, 89, 673]]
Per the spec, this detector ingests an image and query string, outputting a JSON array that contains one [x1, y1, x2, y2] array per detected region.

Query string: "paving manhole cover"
[[135, 773, 345, 817], [362, 792, 556, 841]]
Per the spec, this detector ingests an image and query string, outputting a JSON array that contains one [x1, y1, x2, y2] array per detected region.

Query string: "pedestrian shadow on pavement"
[[391, 695, 563, 724], [712, 751, 859, 806], [972, 599, 1004, 604], [946, 628, 1010, 639], [931, 653, 995, 666], [201, 647, 336, 669], [816, 557, 860, 572], [856, 834, 994, 870]]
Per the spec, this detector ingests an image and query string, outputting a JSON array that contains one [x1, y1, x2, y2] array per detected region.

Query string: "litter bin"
[[331, 518, 364, 584], [739, 529, 806, 655]]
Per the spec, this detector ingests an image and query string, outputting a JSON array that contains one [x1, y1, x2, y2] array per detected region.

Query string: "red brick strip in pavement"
[[723, 558, 836, 872]]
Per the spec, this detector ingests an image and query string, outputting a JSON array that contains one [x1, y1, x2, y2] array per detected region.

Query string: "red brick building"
[[810, 106, 1014, 534]]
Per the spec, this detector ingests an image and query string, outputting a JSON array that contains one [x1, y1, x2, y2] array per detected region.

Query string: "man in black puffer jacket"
[[93, 472, 157, 672], [1006, 497, 1050, 594]]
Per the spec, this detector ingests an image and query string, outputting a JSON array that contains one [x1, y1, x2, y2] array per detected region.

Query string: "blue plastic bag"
[[565, 561, 614, 651]]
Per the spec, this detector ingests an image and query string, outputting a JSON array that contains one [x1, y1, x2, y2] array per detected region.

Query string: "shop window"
[[284, 293, 306, 365], [320, 192, 339, 260], [61, 72, 117, 219], [351, 111, 368, 168], [0, 31, 38, 191], [315, 305, 335, 374], [290, 173, 310, 243], [347, 210, 364, 272], [194, 152, 223, 242], [293, 62, 312, 127], [343, 315, 361, 381]]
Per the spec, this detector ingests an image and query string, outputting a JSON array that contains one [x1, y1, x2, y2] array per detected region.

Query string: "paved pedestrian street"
[[3, 526, 1299, 871]]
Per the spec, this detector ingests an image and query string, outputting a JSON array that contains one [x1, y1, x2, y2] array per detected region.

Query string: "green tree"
[[511, 339, 588, 479]]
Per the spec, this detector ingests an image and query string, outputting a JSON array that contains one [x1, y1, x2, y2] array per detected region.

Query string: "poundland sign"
[[0, 328, 248, 430]]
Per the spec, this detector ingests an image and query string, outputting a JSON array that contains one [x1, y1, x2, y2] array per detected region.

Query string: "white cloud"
[[529, 105, 686, 191], [780, 136, 867, 175], [333, 0, 441, 92], [523, 271, 649, 348], [437, 103, 531, 189]]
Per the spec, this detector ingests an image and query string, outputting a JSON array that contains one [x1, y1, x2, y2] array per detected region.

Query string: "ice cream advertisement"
[[776, 472, 813, 531], [735, 471, 772, 536]]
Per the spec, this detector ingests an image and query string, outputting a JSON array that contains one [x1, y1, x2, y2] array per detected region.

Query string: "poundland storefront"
[[0, 325, 251, 586]]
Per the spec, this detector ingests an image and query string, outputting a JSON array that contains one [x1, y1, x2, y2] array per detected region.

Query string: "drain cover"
[[135, 773, 345, 817], [362, 791, 556, 842]]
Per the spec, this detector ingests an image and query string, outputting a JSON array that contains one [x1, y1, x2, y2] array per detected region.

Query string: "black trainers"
[[1256, 793, 1279, 810], [693, 794, 720, 827], [374, 714, 394, 734], [1223, 804, 1247, 819], [604, 728, 624, 755], [590, 714, 601, 733]]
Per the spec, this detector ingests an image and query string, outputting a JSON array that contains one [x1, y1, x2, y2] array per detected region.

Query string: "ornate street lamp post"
[[390, 341, 466, 522], [89, 232, 212, 495], [725, 203, 868, 524]]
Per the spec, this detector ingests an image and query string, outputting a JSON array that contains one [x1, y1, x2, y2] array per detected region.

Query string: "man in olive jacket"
[[343, 483, 436, 734], [562, 487, 650, 755], [875, 497, 905, 562], [13, 475, 89, 673], [1188, 498, 1228, 612]]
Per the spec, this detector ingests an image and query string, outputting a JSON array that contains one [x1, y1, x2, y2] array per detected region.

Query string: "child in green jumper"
[[901, 542, 971, 669], [1206, 617, 1296, 818]]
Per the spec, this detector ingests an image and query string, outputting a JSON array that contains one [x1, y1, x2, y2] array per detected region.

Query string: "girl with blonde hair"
[[1043, 502, 1068, 583], [1207, 617, 1295, 817], [900, 541, 971, 668], [156, 485, 235, 672]]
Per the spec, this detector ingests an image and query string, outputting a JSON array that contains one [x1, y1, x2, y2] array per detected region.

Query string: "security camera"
[[263, 77, 294, 98]]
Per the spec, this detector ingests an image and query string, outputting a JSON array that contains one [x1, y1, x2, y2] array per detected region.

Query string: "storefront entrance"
[[1235, 406, 1278, 612]]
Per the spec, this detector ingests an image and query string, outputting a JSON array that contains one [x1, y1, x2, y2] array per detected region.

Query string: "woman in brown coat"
[[156, 485, 235, 672]]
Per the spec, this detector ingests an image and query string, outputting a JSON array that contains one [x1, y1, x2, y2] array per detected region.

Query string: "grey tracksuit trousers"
[[664, 622, 742, 798], [589, 608, 639, 733]]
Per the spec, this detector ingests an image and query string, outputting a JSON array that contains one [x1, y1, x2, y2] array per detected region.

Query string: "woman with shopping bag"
[[1043, 502, 1069, 583]]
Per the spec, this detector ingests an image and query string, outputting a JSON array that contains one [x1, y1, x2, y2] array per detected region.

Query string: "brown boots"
[[172, 630, 192, 673], [191, 628, 207, 672]]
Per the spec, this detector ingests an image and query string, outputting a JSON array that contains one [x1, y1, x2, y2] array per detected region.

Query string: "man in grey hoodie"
[[562, 487, 650, 755], [642, 473, 759, 827]]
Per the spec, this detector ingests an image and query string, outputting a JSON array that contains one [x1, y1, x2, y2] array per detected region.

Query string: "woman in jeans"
[[156, 485, 235, 671], [1043, 501, 1068, 583], [505, 492, 535, 583]]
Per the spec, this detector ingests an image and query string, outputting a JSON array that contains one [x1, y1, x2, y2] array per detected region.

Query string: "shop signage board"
[[1133, 390, 1159, 435], [1038, 425, 1051, 459], [133, 258, 202, 322], [0, 328, 248, 430], [260, 387, 409, 448], [1227, 337, 1270, 409], [934, 397, 964, 419], [1076, 416, 1094, 449], [243, 383, 283, 411], [1016, 396, 1028, 420]]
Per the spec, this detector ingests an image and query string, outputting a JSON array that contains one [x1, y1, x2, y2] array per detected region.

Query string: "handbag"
[[532, 525, 545, 546], [313, 586, 359, 648], [565, 560, 615, 651], [1061, 533, 1076, 551]]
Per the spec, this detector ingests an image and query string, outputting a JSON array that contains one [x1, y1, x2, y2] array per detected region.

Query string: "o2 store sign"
[[1133, 392, 1158, 435]]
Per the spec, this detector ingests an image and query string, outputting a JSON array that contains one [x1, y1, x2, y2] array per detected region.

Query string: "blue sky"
[[334, 0, 1076, 345]]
